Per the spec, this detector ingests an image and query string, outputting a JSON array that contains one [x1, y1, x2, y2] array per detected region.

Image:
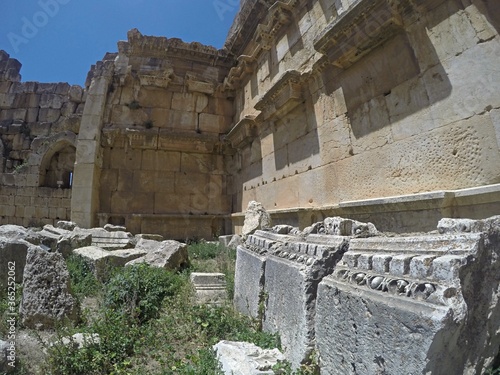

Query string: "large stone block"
[[262, 233, 349, 368], [233, 244, 267, 319], [19, 246, 79, 329], [315, 218, 500, 374]]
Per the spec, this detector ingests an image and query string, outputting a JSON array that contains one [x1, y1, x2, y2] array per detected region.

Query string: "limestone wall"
[[71, 30, 236, 239], [0, 51, 84, 226], [225, 0, 500, 232]]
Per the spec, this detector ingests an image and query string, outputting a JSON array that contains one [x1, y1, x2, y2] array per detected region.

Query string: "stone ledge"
[[314, 0, 403, 68], [225, 115, 258, 149]]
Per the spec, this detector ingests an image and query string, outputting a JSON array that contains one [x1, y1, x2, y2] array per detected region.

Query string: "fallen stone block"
[[0, 236, 30, 287], [125, 240, 189, 270], [213, 340, 285, 375], [103, 223, 127, 232], [262, 233, 349, 369], [233, 230, 298, 320], [57, 333, 100, 350], [20, 246, 79, 329], [242, 201, 272, 238], [135, 233, 164, 241], [79, 227, 135, 250], [190, 272, 227, 305], [316, 218, 500, 374], [73, 246, 147, 280], [56, 221, 78, 231], [219, 234, 234, 249], [56, 231, 92, 258]]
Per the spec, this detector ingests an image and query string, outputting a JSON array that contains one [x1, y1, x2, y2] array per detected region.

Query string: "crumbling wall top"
[[118, 28, 234, 67]]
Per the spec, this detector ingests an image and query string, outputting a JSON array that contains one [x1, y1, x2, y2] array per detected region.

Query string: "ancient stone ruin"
[[0, 0, 498, 239], [0, 0, 499, 373], [233, 215, 500, 373]]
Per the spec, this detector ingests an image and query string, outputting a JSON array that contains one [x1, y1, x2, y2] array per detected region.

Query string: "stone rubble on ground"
[[57, 333, 100, 350], [19, 246, 79, 330], [190, 273, 227, 306], [73, 246, 147, 280], [213, 340, 285, 375], [125, 239, 189, 270]]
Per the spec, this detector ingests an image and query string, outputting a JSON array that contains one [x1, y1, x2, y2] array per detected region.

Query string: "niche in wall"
[[39, 143, 76, 189]]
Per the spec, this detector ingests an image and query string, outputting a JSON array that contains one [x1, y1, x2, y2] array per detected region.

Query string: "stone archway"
[[28, 131, 77, 189], [39, 143, 76, 188]]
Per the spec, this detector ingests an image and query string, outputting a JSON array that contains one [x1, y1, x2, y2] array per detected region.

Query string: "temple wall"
[[226, 0, 500, 233], [0, 51, 84, 226], [72, 30, 236, 239]]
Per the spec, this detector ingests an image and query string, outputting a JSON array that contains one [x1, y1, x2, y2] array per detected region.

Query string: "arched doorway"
[[39, 143, 76, 189]]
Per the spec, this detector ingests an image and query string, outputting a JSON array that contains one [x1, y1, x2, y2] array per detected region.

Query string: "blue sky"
[[0, 0, 239, 86]]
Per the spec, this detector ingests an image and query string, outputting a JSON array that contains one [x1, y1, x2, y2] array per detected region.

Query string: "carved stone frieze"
[[225, 116, 258, 149], [314, 0, 403, 68], [254, 70, 304, 121]]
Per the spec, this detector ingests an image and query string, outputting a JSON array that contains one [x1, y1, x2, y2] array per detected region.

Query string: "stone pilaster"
[[70, 61, 114, 228]]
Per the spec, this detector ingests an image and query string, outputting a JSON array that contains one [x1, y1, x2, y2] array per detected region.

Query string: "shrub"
[[66, 255, 100, 299], [188, 241, 220, 260], [103, 264, 183, 323]]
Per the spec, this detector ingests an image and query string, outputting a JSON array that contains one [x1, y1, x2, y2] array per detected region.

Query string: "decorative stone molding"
[[314, 0, 403, 68], [223, 0, 302, 91], [225, 116, 258, 149], [254, 70, 304, 121]]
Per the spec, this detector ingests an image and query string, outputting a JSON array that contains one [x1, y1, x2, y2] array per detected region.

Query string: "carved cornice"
[[225, 115, 258, 149], [254, 70, 304, 121], [314, 0, 444, 69], [223, 0, 301, 91], [314, 0, 404, 69]]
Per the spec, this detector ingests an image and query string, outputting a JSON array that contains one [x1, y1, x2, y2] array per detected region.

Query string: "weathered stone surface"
[[242, 201, 272, 238], [0, 339, 14, 373], [103, 223, 127, 232], [262, 233, 349, 368], [56, 221, 78, 231], [233, 230, 301, 320], [227, 234, 243, 250], [219, 234, 234, 249], [437, 215, 500, 234], [233, 240, 269, 319], [323, 217, 378, 237], [0, 237, 29, 287], [19, 246, 79, 329], [190, 272, 227, 305], [135, 233, 164, 241], [73, 246, 146, 280], [272, 224, 299, 235], [78, 227, 135, 250], [125, 240, 189, 270], [213, 341, 285, 375], [58, 333, 100, 350], [56, 231, 92, 258], [316, 217, 500, 375]]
